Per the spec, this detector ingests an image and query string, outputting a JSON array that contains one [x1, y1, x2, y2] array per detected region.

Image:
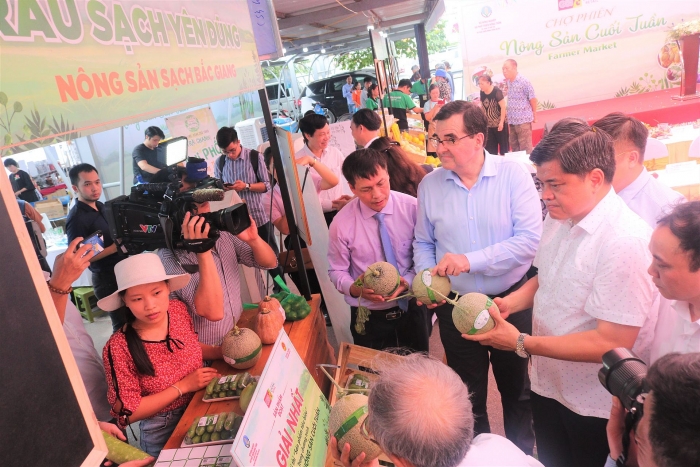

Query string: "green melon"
[[222, 326, 262, 369], [411, 270, 452, 304], [363, 261, 400, 296], [452, 293, 496, 335], [329, 394, 382, 461]]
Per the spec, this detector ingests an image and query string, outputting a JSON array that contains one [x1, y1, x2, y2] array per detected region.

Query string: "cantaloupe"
[[363, 261, 400, 296], [222, 326, 262, 369], [329, 394, 382, 461], [452, 293, 496, 335], [411, 270, 451, 304]]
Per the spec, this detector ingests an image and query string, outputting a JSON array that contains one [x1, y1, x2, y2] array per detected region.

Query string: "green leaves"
[[13, 101, 22, 113], [0, 92, 7, 107], [334, 21, 455, 72]]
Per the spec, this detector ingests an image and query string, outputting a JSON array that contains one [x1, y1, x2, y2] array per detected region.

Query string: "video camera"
[[599, 348, 648, 467], [104, 137, 251, 263]]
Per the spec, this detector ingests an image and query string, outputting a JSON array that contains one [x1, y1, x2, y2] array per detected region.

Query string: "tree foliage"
[[333, 21, 454, 71]]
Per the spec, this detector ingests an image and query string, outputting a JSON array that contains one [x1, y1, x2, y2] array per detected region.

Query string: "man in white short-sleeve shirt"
[[463, 119, 656, 467], [648, 202, 700, 362], [593, 112, 685, 227]]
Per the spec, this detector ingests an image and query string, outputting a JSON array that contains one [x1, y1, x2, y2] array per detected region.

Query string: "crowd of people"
[[33, 56, 700, 467]]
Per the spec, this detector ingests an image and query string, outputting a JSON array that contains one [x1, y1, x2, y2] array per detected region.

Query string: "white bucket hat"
[[97, 253, 190, 312]]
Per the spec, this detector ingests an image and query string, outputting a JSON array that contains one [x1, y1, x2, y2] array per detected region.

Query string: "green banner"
[[0, 0, 264, 154]]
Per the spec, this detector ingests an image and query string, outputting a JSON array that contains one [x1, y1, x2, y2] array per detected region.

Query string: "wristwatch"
[[515, 333, 530, 358], [244, 183, 250, 191]]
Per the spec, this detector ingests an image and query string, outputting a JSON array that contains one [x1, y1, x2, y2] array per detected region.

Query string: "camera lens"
[[598, 348, 647, 411]]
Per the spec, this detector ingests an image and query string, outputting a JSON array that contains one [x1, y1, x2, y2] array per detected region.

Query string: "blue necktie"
[[375, 212, 407, 311]]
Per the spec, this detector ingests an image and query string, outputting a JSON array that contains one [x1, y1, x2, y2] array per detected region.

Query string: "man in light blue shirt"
[[414, 101, 542, 455], [342, 76, 355, 114]]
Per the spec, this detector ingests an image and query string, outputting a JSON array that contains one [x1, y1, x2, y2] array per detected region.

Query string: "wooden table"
[[163, 294, 336, 449]]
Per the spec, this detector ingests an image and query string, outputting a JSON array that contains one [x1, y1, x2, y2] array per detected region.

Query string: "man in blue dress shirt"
[[414, 101, 542, 454]]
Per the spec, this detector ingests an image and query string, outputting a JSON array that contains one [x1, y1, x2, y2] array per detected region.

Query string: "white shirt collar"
[[617, 169, 650, 204]]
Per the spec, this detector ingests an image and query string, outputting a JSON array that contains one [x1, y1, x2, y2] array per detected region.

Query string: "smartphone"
[[438, 99, 446, 105], [80, 230, 105, 257]]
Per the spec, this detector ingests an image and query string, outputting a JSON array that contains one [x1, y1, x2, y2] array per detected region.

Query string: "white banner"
[[458, 0, 698, 108]]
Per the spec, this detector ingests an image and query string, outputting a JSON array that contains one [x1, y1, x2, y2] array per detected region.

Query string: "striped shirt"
[[214, 147, 271, 226], [157, 232, 273, 345]]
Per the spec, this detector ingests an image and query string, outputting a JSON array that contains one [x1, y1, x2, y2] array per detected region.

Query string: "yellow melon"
[[329, 394, 382, 461], [411, 269, 451, 304], [452, 293, 496, 335]]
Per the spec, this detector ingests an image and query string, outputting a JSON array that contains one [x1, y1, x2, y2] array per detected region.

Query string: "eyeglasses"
[[359, 417, 380, 446], [220, 141, 240, 155], [428, 134, 474, 147]]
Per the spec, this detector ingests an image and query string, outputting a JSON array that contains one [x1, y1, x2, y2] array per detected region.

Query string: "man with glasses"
[[215, 126, 283, 285], [413, 101, 542, 455], [330, 354, 543, 467]]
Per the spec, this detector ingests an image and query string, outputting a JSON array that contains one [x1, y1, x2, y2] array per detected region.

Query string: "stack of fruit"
[[183, 411, 242, 445], [202, 372, 257, 402]]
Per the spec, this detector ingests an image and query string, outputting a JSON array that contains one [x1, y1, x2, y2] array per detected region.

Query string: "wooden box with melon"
[[324, 343, 405, 467]]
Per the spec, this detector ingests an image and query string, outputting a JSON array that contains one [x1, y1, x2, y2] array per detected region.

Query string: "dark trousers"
[[531, 392, 609, 467], [92, 270, 127, 333], [350, 299, 428, 353], [435, 278, 535, 455], [257, 221, 284, 288], [486, 126, 509, 155]]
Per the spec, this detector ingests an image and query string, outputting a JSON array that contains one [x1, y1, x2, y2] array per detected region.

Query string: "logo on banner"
[[558, 0, 581, 10], [243, 435, 250, 448], [481, 6, 493, 18], [139, 224, 158, 233], [184, 115, 201, 133]]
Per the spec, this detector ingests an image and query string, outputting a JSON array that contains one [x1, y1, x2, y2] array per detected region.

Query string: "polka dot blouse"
[[103, 300, 203, 426]]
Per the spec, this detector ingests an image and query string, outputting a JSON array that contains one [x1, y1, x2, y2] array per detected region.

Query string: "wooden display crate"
[[325, 343, 405, 467], [34, 199, 65, 219]]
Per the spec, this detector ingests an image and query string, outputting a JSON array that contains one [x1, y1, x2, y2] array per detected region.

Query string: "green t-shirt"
[[383, 90, 416, 130], [410, 80, 426, 95], [383, 90, 416, 110], [365, 98, 379, 110]]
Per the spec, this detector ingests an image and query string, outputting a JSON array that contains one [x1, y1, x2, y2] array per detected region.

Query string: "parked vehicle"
[[265, 81, 299, 119], [298, 70, 376, 122]]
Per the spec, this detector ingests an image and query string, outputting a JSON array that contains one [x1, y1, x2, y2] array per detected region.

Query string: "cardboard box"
[[46, 188, 68, 200], [34, 199, 65, 219]]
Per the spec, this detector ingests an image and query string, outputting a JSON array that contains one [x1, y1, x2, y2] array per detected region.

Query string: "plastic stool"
[[72, 287, 97, 323]]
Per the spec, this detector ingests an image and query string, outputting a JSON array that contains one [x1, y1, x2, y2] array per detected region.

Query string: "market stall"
[[163, 294, 334, 450]]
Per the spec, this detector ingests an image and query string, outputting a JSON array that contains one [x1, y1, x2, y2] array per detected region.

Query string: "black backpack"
[[216, 149, 262, 183]]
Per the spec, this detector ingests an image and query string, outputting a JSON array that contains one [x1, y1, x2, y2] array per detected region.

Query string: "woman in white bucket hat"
[[100, 253, 223, 457]]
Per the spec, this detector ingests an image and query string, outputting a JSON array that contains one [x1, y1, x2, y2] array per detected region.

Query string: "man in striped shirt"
[[215, 126, 283, 284], [157, 200, 278, 345]]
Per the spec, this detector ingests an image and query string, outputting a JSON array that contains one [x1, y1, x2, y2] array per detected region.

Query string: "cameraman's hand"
[[606, 397, 639, 465], [231, 180, 246, 192], [182, 211, 210, 240], [235, 216, 259, 244]]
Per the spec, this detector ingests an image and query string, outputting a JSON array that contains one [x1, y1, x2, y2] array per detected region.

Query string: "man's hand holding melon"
[[460, 304, 520, 351], [432, 252, 470, 277], [329, 436, 380, 467]]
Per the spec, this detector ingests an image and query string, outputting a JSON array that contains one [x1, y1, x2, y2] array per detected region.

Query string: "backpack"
[[216, 149, 262, 183]]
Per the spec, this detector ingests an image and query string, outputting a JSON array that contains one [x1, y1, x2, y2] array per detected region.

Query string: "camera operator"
[[214, 127, 283, 288], [66, 163, 127, 332], [605, 352, 700, 467], [157, 158, 278, 345], [648, 201, 700, 362]]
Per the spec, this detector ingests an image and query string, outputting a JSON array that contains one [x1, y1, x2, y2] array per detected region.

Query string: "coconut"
[[363, 261, 401, 296], [452, 293, 496, 335], [329, 394, 382, 462], [411, 269, 451, 304], [222, 326, 262, 369]]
